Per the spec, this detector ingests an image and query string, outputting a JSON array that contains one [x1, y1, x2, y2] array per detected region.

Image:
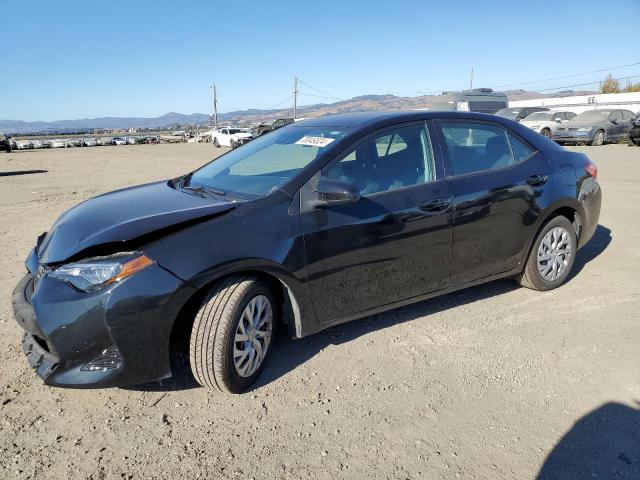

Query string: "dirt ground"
[[0, 143, 639, 479]]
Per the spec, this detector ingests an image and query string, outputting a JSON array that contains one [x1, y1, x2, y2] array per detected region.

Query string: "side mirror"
[[314, 178, 360, 206], [554, 118, 562, 123]]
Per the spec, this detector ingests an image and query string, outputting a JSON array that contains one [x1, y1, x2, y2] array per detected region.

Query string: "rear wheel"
[[189, 275, 276, 393], [213, 137, 220, 148], [591, 129, 604, 146], [516, 216, 577, 291]]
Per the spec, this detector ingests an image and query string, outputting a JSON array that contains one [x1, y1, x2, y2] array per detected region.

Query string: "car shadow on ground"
[[568, 224, 611, 280], [130, 223, 612, 393], [537, 402, 640, 479], [0, 169, 48, 177]]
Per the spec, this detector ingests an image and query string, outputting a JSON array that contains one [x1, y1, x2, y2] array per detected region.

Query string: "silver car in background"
[[553, 109, 636, 146], [520, 111, 576, 138]]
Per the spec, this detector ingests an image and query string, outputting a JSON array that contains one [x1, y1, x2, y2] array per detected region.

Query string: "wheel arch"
[[169, 262, 306, 353], [520, 200, 584, 268]]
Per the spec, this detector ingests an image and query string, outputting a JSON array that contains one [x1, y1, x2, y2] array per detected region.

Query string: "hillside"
[[0, 89, 597, 134]]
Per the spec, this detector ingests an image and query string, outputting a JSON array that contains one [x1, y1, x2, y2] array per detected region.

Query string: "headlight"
[[49, 252, 153, 291]]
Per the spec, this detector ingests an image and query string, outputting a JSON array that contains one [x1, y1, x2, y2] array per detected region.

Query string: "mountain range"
[[1, 89, 597, 135]]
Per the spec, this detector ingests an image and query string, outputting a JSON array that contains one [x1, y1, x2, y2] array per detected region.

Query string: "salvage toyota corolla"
[[12, 111, 602, 393]]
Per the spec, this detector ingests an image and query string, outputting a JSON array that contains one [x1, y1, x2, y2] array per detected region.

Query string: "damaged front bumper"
[[12, 256, 196, 389]]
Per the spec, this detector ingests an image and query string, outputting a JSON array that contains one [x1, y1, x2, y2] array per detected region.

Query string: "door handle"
[[526, 174, 548, 186], [419, 197, 452, 213]]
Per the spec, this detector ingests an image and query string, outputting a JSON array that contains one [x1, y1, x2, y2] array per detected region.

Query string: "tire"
[[189, 275, 276, 393], [230, 139, 236, 149], [213, 137, 220, 148], [591, 129, 604, 146], [516, 215, 577, 291], [540, 128, 551, 138]]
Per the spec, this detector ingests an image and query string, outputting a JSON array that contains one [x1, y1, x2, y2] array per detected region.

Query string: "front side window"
[[440, 122, 517, 176], [325, 124, 435, 196], [189, 126, 348, 197]]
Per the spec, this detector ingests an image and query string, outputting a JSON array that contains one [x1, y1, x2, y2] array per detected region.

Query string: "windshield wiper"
[[182, 184, 226, 198]]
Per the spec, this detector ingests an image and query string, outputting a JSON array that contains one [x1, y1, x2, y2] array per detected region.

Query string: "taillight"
[[585, 161, 598, 179]]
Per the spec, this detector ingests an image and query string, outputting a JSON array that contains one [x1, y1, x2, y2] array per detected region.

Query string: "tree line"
[[600, 74, 640, 94]]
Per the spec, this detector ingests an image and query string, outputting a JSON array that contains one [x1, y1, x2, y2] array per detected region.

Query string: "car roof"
[[295, 110, 508, 129]]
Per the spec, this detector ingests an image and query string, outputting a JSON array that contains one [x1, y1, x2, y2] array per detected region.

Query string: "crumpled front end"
[[12, 249, 196, 388]]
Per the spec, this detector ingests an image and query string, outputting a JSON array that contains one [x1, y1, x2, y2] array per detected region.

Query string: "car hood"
[[37, 181, 236, 264]]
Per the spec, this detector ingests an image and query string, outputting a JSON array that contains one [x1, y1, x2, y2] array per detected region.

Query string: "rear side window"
[[508, 133, 537, 163], [440, 122, 515, 176]]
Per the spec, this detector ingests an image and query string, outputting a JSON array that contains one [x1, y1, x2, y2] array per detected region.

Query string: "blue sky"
[[2, 0, 639, 121]]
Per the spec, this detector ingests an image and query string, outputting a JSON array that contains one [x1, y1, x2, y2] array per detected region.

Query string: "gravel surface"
[[0, 143, 638, 479]]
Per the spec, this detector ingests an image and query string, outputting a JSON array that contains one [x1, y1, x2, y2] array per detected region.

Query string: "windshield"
[[228, 129, 244, 134], [495, 108, 520, 120], [574, 110, 611, 121], [524, 112, 553, 121], [188, 126, 348, 197]]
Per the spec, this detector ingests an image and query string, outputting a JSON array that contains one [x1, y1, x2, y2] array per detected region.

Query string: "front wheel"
[[213, 137, 220, 148], [591, 129, 605, 146], [189, 275, 276, 393], [516, 216, 577, 291], [540, 128, 551, 138]]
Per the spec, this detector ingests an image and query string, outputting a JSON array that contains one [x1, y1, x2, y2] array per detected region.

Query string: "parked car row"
[[6, 135, 162, 150], [494, 106, 639, 146]]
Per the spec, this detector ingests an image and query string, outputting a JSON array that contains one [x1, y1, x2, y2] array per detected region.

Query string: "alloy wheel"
[[233, 295, 273, 378]]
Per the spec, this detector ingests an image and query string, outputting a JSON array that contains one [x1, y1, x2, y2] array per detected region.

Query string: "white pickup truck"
[[211, 127, 253, 148]]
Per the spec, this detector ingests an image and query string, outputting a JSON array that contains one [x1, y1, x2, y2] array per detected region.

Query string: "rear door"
[[434, 120, 551, 285], [300, 121, 452, 322]]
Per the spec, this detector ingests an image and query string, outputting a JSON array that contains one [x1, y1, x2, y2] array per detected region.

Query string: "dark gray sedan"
[[553, 109, 635, 146]]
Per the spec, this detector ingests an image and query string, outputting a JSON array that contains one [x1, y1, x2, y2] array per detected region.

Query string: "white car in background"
[[14, 140, 33, 150], [520, 111, 576, 138], [211, 127, 253, 148], [50, 139, 66, 148], [30, 140, 42, 149], [81, 137, 97, 147]]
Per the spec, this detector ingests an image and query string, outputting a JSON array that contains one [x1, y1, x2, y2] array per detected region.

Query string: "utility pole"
[[469, 68, 474, 90], [210, 84, 218, 128], [293, 76, 298, 119]]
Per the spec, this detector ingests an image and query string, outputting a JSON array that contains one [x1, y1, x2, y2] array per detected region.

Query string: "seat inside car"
[[485, 134, 513, 170]]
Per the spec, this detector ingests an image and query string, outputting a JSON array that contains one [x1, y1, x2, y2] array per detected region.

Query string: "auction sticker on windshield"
[[295, 136, 335, 148]]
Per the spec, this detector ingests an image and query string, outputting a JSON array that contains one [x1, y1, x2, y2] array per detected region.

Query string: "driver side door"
[[299, 122, 453, 323]]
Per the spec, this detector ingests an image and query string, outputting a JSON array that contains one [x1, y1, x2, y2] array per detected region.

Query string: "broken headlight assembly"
[[48, 252, 154, 292]]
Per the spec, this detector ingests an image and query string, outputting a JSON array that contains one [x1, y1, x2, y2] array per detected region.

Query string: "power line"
[[298, 79, 345, 101], [299, 92, 346, 101], [494, 62, 640, 88], [264, 95, 294, 111], [536, 74, 640, 92]]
